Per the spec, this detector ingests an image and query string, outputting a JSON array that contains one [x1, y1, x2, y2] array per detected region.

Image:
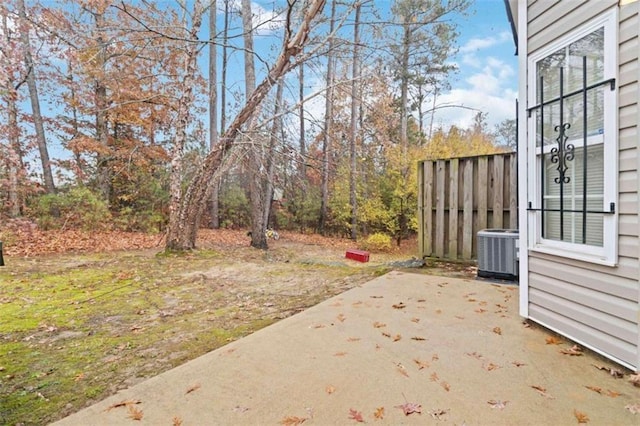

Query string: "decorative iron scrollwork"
[[550, 122, 574, 184]]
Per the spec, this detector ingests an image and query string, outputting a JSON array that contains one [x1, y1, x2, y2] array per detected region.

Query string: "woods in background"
[[0, 0, 513, 250]]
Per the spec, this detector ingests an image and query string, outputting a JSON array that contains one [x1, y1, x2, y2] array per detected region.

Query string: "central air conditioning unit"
[[477, 229, 519, 281]]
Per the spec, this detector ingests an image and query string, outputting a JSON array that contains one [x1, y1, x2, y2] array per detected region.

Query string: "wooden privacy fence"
[[418, 152, 517, 261]]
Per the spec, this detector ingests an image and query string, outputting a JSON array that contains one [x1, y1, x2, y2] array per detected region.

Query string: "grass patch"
[[0, 241, 415, 425]]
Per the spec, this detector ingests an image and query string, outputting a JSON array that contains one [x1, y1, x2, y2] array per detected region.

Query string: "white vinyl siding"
[[522, 0, 639, 370]]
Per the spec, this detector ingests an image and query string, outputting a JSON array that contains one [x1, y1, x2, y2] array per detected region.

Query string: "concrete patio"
[[53, 271, 639, 425]]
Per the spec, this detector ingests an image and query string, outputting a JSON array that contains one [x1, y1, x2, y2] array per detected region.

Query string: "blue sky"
[[431, 0, 518, 130], [238, 0, 519, 133]]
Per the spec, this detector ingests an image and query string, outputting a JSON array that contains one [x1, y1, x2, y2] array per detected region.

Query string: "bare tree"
[[1, 10, 26, 217], [349, 2, 361, 240], [318, 0, 337, 235], [209, 0, 220, 229], [166, 0, 207, 249], [165, 0, 327, 251], [17, 0, 54, 194]]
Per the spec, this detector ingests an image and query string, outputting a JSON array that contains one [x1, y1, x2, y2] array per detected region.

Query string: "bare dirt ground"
[[0, 228, 477, 425]]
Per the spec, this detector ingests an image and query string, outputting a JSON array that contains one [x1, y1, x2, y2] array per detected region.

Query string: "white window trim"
[[526, 7, 618, 266]]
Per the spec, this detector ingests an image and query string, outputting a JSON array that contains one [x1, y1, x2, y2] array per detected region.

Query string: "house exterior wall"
[[522, 0, 639, 370]]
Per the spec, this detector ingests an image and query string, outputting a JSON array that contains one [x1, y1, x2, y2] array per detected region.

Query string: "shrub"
[[359, 232, 393, 253], [33, 187, 111, 231]]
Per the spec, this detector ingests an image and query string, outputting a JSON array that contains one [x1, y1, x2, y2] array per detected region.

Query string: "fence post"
[[0, 241, 4, 266]]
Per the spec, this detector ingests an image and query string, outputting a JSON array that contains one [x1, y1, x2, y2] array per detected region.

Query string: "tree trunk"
[[93, 8, 110, 200], [209, 0, 220, 229], [66, 60, 85, 184], [298, 63, 306, 181], [2, 11, 24, 217], [7, 94, 22, 217], [18, 0, 55, 194], [165, 1, 206, 250], [399, 18, 411, 179], [220, 0, 229, 133], [263, 81, 284, 228], [349, 3, 361, 241], [241, 0, 269, 249], [318, 0, 337, 235], [165, 0, 326, 251]]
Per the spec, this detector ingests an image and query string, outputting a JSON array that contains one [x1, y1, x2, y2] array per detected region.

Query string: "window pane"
[[536, 27, 604, 103], [541, 145, 604, 246]]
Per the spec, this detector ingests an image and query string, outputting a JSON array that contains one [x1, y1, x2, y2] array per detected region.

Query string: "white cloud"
[[226, 0, 285, 35], [459, 31, 512, 54], [428, 55, 518, 130]]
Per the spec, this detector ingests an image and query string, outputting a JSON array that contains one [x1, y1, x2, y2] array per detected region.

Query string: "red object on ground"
[[345, 249, 370, 262]]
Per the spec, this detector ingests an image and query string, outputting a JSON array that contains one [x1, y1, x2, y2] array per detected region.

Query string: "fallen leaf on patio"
[[382, 331, 391, 338], [455, 315, 465, 320], [483, 362, 500, 371], [479, 301, 488, 306], [430, 372, 439, 382], [396, 402, 422, 416], [531, 385, 555, 399], [105, 400, 142, 411], [373, 406, 385, 419], [438, 282, 448, 287], [411, 317, 420, 323], [512, 361, 526, 367], [573, 409, 589, 423], [348, 408, 364, 422], [464, 292, 477, 298], [440, 381, 451, 391], [352, 301, 363, 306], [393, 334, 402, 342], [628, 373, 640, 387], [523, 321, 531, 328], [432, 354, 439, 361], [325, 385, 336, 394], [625, 403, 640, 414], [392, 302, 406, 309], [337, 313, 346, 322], [560, 345, 583, 356], [487, 400, 508, 410], [585, 385, 603, 394], [411, 336, 426, 341], [435, 309, 442, 314], [606, 390, 621, 397], [347, 337, 361, 342], [396, 363, 409, 377], [545, 336, 563, 345], [466, 351, 483, 359], [334, 351, 347, 357], [370, 295, 383, 299], [492, 327, 502, 335], [311, 324, 326, 329], [414, 358, 429, 369], [373, 321, 386, 328], [429, 408, 449, 420], [127, 405, 143, 420], [280, 416, 307, 425], [172, 416, 183, 426], [475, 308, 487, 313], [467, 298, 477, 302], [233, 405, 250, 412], [185, 383, 201, 394], [496, 303, 508, 309], [417, 298, 426, 302], [592, 364, 624, 378]]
